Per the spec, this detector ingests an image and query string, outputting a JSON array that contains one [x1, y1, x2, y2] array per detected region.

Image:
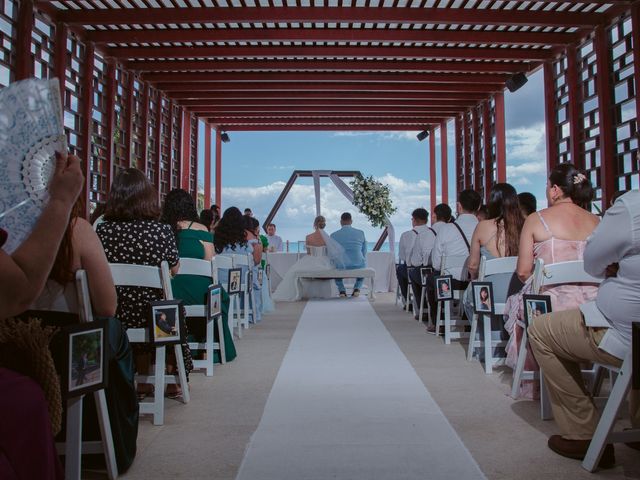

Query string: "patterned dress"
[[96, 219, 193, 374]]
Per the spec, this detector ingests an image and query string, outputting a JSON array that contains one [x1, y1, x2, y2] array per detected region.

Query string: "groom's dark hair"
[[340, 212, 352, 222], [411, 208, 428, 224]]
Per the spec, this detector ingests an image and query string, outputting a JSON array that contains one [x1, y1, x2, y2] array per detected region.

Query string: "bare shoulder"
[[72, 216, 98, 240]]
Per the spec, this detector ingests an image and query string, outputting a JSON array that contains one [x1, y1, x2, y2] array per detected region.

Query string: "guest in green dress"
[[161, 189, 236, 363]]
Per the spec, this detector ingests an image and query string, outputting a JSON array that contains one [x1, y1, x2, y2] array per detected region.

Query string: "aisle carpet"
[[235, 297, 486, 480]]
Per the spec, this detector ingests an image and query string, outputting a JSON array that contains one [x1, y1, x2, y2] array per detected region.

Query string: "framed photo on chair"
[[265, 264, 271, 279], [471, 281, 494, 315], [207, 284, 222, 320], [522, 294, 552, 327], [228, 268, 242, 295], [419, 266, 433, 287], [435, 275, 453, 301], [148, 300, 185, 345], [257, 268, 264, 286], [247, 270, 253, 292], [61, 319, 108, 398]]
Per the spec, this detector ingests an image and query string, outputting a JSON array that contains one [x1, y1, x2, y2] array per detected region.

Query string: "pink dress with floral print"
[[503, 212, 598, 398]]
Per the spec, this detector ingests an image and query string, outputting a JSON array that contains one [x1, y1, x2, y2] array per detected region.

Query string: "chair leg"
[[418, 288, 425, 322], [205, 317, 214, 377], [235, 295, 243, 339], [173, 343, 190, 404], [153, 346, 166, 426], [483, 314, 493, 374], [93, 389, 118, 480], [65, 395, 83, 480], [442, 302, 450, 343], [582, 358, 632, 472], [511, 329, 529, 398], [217, 316, 226, 365], [466, 313, 478, 361]]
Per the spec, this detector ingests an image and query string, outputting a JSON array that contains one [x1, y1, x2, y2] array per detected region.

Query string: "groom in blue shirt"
[[331, 212, 367, 297]]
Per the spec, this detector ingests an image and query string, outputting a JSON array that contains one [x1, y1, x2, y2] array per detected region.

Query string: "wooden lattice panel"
[[61, 31, 85, 158], [113, 64, 130, 173], [553, 56, 572, 165], [89, 52, 109, 209], [159, 96, 171, 199], [147, 86, 159, 189], [455, 115, 464, 194], [171, 103, 181, 191], [487, 98, 497, 189], [131, 78, 145, 173], [31, 13, 54, 80], [190, 115, 198, 200], [610, 15, 640, 194], [0, 0, 16, 87]]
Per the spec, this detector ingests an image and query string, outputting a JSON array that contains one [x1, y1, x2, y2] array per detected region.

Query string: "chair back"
[[109, 261, 173, 300], [178, 257, 213, 277], [232, 253, 251, 268], [440, 254, 469, 288], [215, 254, 233, 270], [478, 256, 518, 280], [74, 270, 94, 323], [532, 259, 601, 295]]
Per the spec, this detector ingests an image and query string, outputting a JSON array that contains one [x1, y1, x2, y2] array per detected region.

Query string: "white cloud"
[[505, 122, 547, 190], [332, 131, 420, 141]]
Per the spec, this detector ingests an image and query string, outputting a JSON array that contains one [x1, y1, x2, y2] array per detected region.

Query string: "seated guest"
[[199, 208, 214, 231], [266, 223, 283, 252], [432, 203, 453, 234], [162, 189, 236, 363], [518, 192, 537, 217], [210, 204, 221, 227], [244, 216, 265, 322], [96, 168, 192, 396], [0, 152, 82, 480], [426, 189, 482, 325], [504, 163, 599, 398], [462, 183, 524, 325], [244, 208, 253, 217], [215, 206, 252, 291], [396, 208, 436, 315], [529, 190, 640, 467]]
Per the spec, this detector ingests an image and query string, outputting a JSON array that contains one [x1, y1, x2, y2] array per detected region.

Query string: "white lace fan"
[[0, 78, 67, 254]]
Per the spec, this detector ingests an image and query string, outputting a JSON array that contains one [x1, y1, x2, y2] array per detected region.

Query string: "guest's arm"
[[584, 200, 630, 278], [516, 215, 536, 282], [0, 153, 83, 317]]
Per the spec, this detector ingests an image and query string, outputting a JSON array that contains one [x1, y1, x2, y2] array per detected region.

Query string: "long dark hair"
[[161, 189, 200, 240], [549, 163, 594, 210], [214, 207, 247, 253], [487, 183, 524, 257], [104, 168, 160, 222]]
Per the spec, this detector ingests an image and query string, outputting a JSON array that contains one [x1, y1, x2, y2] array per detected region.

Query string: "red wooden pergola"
[[7, 1, 640, 217]]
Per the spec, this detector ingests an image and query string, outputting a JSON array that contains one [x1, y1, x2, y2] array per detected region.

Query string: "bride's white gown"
[[272, 246, 337, 301]]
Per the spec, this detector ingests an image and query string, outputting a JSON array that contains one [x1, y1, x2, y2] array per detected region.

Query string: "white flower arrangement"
[[350, 174, 397, 228]]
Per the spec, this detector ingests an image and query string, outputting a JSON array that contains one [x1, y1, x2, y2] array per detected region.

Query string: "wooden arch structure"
[[6, 1, 640, 216]]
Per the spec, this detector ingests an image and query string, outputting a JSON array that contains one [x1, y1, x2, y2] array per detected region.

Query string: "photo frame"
[[522, 294, 552, 328], [61, 319, 108, 398], [265, 264, 271, 279], [435, 275, 453, 301], [207, 284, 222, 320], [419, 266, 433, 287], [257, 268, 264, 287], [247, 270, 253, 292], [228, 268, 242, 295], [148, 300, 185, 345], [471, 281, 495, 315]]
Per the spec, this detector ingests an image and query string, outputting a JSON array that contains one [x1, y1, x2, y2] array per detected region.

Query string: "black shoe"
[[548, 435, 615, 469], [352, 289, 360, 297], [407, 303, 413, 312]]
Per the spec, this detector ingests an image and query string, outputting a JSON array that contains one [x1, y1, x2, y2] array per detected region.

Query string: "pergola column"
[[105, 61, 117, 188], [153, 93, 163, 200], [139, 83, 150, 172], [594, 25, 616, 207], [181, 110, 192, 190], [455, 115, 463, 195], [566, 45, 583, 169], [15, 0, 34, 80], [124, 74, 134, 169], [80, 42, 95, 218], [494, 92, 506, 183], [429, 126, 437, 216], [472, 107, 482, 192], [440, 121, 448, 205], [482, 100, 492, 201], [543, 61, 559, 172], [204, 123, 212, 208], [463, 111, 472, 188], [215, 128, 222, 208], [632, 5, 640, 148], [54, 23, 67, 95]]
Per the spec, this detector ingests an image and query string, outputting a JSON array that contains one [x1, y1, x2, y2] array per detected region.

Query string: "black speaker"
[[506, 73, 528, 93], [416, 130, 429, 142], [220, 132, 230, 143]]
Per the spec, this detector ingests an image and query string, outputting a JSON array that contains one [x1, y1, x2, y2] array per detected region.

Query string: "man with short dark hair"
[[432, 203, 453, 234], [244, 208, 253, 217], [266, 223, 283, 252], [397, 208, 437, 312], [518, 192, 537, 217], [331, 212, 367, 297]]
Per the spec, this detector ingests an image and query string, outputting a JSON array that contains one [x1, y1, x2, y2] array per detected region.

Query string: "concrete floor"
[[107, 294, 640, 480]]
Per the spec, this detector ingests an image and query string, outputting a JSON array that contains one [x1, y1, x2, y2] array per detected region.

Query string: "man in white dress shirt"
[[425, 189, 481, 325], [266, 223, 283, 252], [432, 203, 453, 234], [528, 190, 640, 467], [395, 208, 437, 315]]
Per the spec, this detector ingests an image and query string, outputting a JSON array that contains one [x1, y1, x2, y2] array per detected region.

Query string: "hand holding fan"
[[0, 78, 67, 254]]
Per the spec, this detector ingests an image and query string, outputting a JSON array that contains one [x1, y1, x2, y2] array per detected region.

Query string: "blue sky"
[[197, 69, 547, 243]]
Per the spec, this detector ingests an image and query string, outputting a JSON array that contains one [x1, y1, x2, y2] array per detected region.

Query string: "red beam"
[[566, 45, 584, 169], [211, 120, 444, 127], [594, 25, 616, 208], [144, 71, 508, 84], [179, 99, 477, 108], [105, 61, 116, 188], [216, 125, 444, 131], [455, 115, 463, 193], [482, 100, 492, 202], [494, 92, 506, 183], [138, 83, 150, 172], [208, 115, 447, 123], [543, 61, 559, 174], [169, 100, 178, 189], [153, 92, 163, 201], [56, 6, 604, 28], [463, 111, 472, 189], [429, 127, 437, 216], [124, 73, 134, 171], [472, 107, 482, 192], [15, 0, 34, 80], [88, 26, 576, 46], [191, 107, 465, 115], [633, 4, 640, 149], [54, 22, 67, 107], [107, 45, 552, 61], [192, 119, 198, 201], [80, 43, 95, 219], [440, 121, 448, 205], [181, 110, 191, 190], [215, 129, 222, 208], [126, 59, 528, 74], [204, 124, 212, 209], [171, 91, 487, 101]]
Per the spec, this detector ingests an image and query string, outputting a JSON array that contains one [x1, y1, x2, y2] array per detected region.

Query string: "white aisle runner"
[[236, 298, 487, 480]]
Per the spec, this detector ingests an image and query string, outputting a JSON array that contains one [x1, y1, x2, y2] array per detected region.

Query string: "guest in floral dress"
[[96, 168, 192, 394], [504, 163, 600, 398]]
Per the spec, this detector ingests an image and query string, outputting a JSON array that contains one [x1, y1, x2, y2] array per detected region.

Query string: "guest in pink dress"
[[504, 163, 600, 398]]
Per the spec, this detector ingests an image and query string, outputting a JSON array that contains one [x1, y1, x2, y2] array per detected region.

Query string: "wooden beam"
[[80, 43, 95, 219], [429, 126, 437, 216], [463, 111, 472, 189], [472, 106, 482, 192], [179, 99, 477, 108], [494, 92, 507, 183], [54, 22, 68, 106], [138, 83, 150, 172], [543, 61, 559, 173], [124, 73, 135, 169], [208, 116, 447, 124], [632, 4, 640, 150], [181, 110, 191, 190], [482, 100, 493, 202], [15, 0, 34, 80], [566, 45, 584, 169], [204, 124, 212, 209], [105, 61, 117, 188], [170, 91, 487, 101], [216, 124, 442, 131], [440, 121, 448, 206], [190, 106, 465, 115], [455, 115, 463, 194], [215, 128, 222, 208], [153, 92, 163, 201]]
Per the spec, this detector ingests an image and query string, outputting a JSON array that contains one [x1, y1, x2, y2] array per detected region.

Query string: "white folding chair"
[[231, 253, 254, 330], [511, 259, 601, 418], [109, 261, 190, 426], [178, 257, 224, 375], [51, 270, 118, 480], [466, 256, 517, 374], [435, 255, 469, 344], [216, 254, 241, 338]]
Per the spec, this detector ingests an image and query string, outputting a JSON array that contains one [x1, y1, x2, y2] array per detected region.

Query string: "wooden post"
[[472, 106, 482, 192], [494, 92, 507, 183], [204, 123, 212, 208], [104, 62, 116, 188], [79, 43, 95, 219], [181, 110, 191, 190], [544, 61, 560, 173], [463, 111, 472, 188], [215, 128, 222, 208], [153, 94, 163, 201], [192, 118, 199, 202], [455, 115, 463, 195], [429, 126, 437, 216], [138, 83, 149, 173], [483, 100, 493, 201], [54, 23, 68, 96], [440, 120, 449, 205], [566, 45, 584, 169], [15, 0, 34, 80], [124, 74, 134, 168]]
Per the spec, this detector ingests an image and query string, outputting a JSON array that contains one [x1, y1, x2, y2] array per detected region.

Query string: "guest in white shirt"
[[266, 223, 283, 252], [396, 208, 437, 310], [426, 189, 481, 324], [528, 190, 640, 467], [432, 203, 453, 235]]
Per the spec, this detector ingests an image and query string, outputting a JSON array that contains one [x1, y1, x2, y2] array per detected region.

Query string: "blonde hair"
[[313, 215, 326, 230]]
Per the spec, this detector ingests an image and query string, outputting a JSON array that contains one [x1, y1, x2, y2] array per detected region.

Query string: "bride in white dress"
[[272, 215, 346, 302]]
